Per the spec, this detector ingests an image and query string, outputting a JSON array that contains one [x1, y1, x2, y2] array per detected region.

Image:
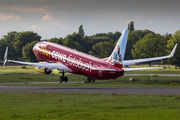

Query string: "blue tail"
[[110, 29, 129, 65]]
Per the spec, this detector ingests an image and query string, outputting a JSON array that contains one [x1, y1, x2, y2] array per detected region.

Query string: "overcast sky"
[[0, 0, 180, 39]]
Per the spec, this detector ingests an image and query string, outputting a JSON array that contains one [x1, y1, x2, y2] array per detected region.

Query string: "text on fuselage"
[[39, 46, 93, 72]]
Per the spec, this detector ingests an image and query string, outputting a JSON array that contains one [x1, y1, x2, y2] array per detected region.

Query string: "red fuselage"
[[33, 41, 124, 80]]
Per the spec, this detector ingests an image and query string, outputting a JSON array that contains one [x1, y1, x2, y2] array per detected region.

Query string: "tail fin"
[[109, 29, 129, 65]]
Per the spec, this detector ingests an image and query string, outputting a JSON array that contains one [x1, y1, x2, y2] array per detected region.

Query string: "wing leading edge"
[[7, 60, 73, 73], [123, 67, 162, 72], [3, 47, 72, 72]]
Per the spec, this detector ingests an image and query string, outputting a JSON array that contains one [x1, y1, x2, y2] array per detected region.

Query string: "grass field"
[[0, 92, 180, 120], [0, 66, 180, 120], [0, 65, 180, 87], [0, 73, 180, 88], [0, 65, 180, 74]]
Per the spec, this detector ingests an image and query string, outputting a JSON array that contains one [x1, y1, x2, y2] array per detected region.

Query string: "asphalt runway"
[[0, 86, 180, 95]]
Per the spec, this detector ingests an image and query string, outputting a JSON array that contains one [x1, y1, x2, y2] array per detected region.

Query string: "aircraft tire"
[[60, 76, 64, 83], [64, 76, 68, 82], [87, 78, 91, 82], [92, 79, 95, 82]]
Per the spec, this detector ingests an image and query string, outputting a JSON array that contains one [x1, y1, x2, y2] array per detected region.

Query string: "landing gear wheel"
[[60, 76, 64, 83], [92, 79, 95, 82], [64, 76, 68, 82], [59, 70, 68, 83], [87, 78, 91, 82]]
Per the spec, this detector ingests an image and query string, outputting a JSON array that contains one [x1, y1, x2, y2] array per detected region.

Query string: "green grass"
[[1, 73, 180, 88], [0, 66, 61, 74], [1, 65, 180, 74], [0, 66, 37, 73], [0, 92, 180, 120], [0, 65, 180, 119], [0, 73, 60, 82], [0, 65, 180, 87]]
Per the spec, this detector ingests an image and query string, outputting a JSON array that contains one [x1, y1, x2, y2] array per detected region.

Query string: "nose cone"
[[33, 43, 38, 51], [32, 42, 41, 61], [32, 42, 40, 55]]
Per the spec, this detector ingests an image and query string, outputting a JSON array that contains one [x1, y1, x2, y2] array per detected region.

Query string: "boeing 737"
[[3, 29, 177, 82]]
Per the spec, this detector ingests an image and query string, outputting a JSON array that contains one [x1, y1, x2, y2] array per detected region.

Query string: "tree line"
[[0, 22, 179, 66]]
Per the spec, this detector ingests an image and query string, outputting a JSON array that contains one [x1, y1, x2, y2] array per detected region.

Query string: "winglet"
[[3, 47, 8, 66], [169, 44, 178, 57]]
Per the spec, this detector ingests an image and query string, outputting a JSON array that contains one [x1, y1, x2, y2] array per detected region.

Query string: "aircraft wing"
[[123, 44, 178, 66], [3, 47, 72, 72], [92, 67, 162, 72], [91, 68, 119, 72], [6, 60, 73, 73], [123, 67, 162, 71]]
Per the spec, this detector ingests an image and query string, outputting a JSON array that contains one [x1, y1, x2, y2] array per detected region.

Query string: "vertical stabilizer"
[[109, 29, 129, 65]]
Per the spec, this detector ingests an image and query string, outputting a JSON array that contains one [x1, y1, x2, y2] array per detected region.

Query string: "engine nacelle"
[[35, 67, 52, 75]]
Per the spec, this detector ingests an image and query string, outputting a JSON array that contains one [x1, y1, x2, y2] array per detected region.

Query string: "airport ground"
[[0, 65, 180, 119]]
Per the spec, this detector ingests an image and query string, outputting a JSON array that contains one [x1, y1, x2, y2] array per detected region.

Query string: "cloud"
[[11, 6, 43, 12], [0, 13, 21, 20], [43, 14, 50, 20], [42, 13, 60, 26], [32, 25, 37, 29], [148, 21, 152, 25]]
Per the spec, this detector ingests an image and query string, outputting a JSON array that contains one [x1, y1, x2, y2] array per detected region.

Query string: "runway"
[[0, 86, 180, 95]]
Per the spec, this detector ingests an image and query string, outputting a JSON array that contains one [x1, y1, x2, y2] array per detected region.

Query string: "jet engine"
[[35, 67, 52, 75]]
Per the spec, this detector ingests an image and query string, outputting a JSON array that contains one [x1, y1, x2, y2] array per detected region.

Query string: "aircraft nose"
[[33, 43, 38, 50]]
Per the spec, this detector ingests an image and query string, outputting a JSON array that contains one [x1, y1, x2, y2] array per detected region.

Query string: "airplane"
[[3, 28, 178, 82]]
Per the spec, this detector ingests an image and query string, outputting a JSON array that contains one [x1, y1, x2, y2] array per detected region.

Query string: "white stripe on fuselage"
[[37, 45, 103, 72]]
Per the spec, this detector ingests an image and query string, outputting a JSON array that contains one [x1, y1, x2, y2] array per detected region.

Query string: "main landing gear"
[[87, 77, 95, 82], [59, 71, 68, 83]]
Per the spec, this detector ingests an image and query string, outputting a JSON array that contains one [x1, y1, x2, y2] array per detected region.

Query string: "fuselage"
[[33, 41, 124, 80]]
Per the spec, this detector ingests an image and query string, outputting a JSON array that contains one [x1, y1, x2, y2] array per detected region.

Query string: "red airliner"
[[3, 29, 177, 82]]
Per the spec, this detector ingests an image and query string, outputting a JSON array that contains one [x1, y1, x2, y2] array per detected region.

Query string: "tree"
[[78, 25, 85, 36], [163, 33, 172, 44], [89, 41, 114, 58], [91, 36, 113, 45], [0, 39, 9, 60], [0, 31, 19, 60], [13, 31, 41, 59], [128, 21, 134, 31], [81, 32, 121, 54], [92, 32, 121, 43], [82, 36, 93, 53], [131, 33, 165, 66], [22, 41, 39, 62], [47, 37, 63, 45], [125, 30, 154, 60], [88, 36, 114, 57], [63, 33, 83, 51], [166, 30, 180, 66]]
